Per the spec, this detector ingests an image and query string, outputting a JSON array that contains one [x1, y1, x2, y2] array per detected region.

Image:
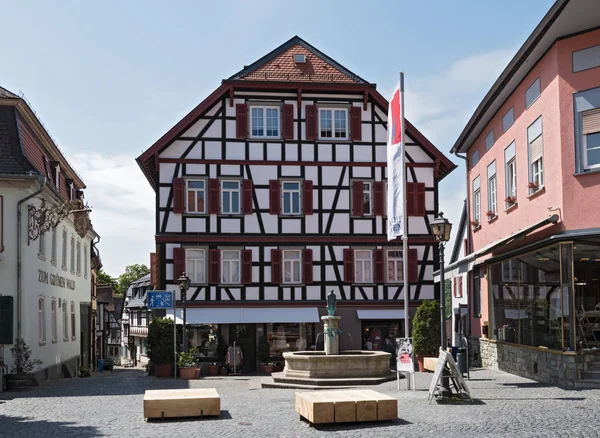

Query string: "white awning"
[[356, 309, 405, 320], [165, 307, 320, 324]]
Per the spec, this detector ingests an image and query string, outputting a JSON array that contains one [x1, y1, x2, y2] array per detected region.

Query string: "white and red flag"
[[387, 77, 406, 241]]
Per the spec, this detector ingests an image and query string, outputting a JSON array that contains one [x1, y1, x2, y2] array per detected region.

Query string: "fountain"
[[270, 290, 395, 387]]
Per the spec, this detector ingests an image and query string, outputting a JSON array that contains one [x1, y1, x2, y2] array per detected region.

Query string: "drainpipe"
[[16, 175, 47, 339], [454, 152, 470, 336]]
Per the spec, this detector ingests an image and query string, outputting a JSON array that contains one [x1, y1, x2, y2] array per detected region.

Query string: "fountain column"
[[321, 315, 342, 355]]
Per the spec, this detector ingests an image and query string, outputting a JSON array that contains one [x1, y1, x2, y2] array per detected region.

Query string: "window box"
[[504, 196, 516, 205], [528, 182, 539, 189], [486, 211, 497, 218]]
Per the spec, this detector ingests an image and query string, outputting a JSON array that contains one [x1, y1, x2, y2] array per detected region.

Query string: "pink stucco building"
[[450, 0, 600, 387]]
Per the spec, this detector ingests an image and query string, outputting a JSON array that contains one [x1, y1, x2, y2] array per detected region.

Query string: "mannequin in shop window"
[[227, 343, 243, 374]]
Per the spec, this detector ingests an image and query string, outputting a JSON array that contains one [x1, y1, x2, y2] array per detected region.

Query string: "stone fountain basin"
[[282, 350, 391, 379]]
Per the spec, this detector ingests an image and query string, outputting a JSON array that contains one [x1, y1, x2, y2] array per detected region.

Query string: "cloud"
[[66, 150, 155, 276]]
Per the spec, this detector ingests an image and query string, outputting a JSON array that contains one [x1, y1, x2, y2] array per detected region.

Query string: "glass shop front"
[[489, 241, 600, 352], [361, 320, 403, 364]]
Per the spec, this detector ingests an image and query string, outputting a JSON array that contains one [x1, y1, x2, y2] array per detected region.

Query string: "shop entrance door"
[[229, 324, 256, 372]]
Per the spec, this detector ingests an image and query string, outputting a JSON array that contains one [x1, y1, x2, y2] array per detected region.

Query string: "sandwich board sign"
[[427, 349, 471, 403], [146, 291, 174, 309], [396, 337, 414, 373]]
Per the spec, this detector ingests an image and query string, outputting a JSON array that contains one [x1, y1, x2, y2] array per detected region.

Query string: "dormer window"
[[293, 54, 306, 64]]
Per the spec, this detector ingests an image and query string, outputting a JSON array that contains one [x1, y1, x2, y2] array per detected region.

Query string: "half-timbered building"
[[137, 37, 455, 370]]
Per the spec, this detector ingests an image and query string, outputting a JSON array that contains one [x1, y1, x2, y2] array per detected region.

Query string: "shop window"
[[362, 321, 401, 357], [266, 323, 315, 357]]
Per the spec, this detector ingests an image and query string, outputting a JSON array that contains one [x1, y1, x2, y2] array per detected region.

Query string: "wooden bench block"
[[424, 357, 437, 372], [343, 390, 377, 422], [320, 391, 357, 423], [295, 392, 334, 424], [143, 388, 220, 419]]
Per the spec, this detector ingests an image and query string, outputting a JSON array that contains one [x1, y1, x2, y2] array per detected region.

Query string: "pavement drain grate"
[[238, 422, 252, 426]]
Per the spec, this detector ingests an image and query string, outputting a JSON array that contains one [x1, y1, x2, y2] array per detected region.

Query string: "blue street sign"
[[147, 291, 174, 309]]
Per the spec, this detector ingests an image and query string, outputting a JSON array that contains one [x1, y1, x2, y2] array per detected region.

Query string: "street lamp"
[[177, 273, 191, 353], [429, 212, 453, 397]]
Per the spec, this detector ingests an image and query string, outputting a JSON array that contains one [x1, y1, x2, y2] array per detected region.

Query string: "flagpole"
[[400, 72, 409, 341]]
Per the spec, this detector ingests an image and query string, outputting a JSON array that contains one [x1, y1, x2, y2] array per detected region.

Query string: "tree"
[[97, 269, 117, 289], [115, 264, 150, 296]]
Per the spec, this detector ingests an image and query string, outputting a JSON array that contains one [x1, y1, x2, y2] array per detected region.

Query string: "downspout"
[[454, 151, 470, 336], [16, 175, 47, 339]]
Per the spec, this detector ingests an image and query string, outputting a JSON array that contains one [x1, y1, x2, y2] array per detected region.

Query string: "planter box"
[[208, 365, 220, 376], [154, 363, 174, 378], [180, 367, 196, 380]]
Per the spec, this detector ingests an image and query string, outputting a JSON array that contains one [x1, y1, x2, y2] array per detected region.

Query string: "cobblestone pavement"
[[1, 368, 600, 437]]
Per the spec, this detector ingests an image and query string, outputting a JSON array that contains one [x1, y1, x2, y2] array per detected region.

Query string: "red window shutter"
[[150, 252, 157, 287], [352, 181, 364, 216], [271, 249, 282, 284], [209, 249, 220, 284], [373, 181, 384, 216], [453, 277, 457, 298], [269, 180, 280, 215], [374, 249, 384, 283], [463, 238, 468, 256], [458, 276, 463, 298], [282, 104, 294, 140], [350, 106, 362, 141], [408, 248, 419, 283], [208, 179, 220, 214], [236, 104, 247, 139], [406, 183, 415, 216], [303, 180, 313, 215], [303, 249, 313, 284], [242, 250, 252, 285], [343, 249, 354, 283], [242, 179, 253, 215], [306, 105, 317, 140], [415, 183, 426, 216], [173, 178, 185, 214], [173, 248, 185, 281]]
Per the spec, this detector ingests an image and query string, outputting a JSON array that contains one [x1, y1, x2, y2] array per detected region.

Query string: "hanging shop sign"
[[38, 269, 75, 290]]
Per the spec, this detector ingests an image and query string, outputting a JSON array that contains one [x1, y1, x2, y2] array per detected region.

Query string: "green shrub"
[[147, 317, 175, 365], [413, 300, 441, 356], [178, 347, 197, 368]]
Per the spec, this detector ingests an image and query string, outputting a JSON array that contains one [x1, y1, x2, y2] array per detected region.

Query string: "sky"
[[0, 0, 555, 276]]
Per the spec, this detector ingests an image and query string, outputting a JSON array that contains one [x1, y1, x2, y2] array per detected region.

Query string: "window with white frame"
[[472, 176, 481, 225], [186, 248, 206, 284], [282, 181, 302, 215], [386, 250, 403, 283], [38, 231, 46, 258], [221, 180, 241, 214], [362, 182, 373, 216], [319, 108, 347, 139], [527, 116, 544, 192], [70, 235, 75, 273], [38, 296, 46, 344], [250, 106, 280, 138], [221, 250, 241, 284], [505, 141, 517, 206], [62, 228, 67, 270], [581, 108, 600, 170], [51, 227, 57, 264], [186, 179, 206, 214], [51, 298, 57, 342], [487, 161, 497, 217], [62, 301, 68, 341], [76, 240, 81, 275], [283, 249, 302, 284], [83, 244, 88, 278], [354, 250, 373, 283], [70, 301, 76, 340]]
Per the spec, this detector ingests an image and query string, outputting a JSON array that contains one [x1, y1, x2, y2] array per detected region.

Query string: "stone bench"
[[295, 389, 397, 425], [143, 388, 220, 420]]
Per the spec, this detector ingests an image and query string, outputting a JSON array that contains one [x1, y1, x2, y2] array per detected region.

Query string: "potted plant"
[[208, 362, 220, 376], [505, 196, 516, 205], [413, 300, 441, 372], [78, 366, 91, 378], [263, 362, 275, 374], [178, 347, 197, 380], [7, 338, 42, 391], [257, 336, 271, 372], [486, 210, 496, 219], [220, 364, 229, 376], [147, 317, 175, 378], [470, 219, 479, 229]]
